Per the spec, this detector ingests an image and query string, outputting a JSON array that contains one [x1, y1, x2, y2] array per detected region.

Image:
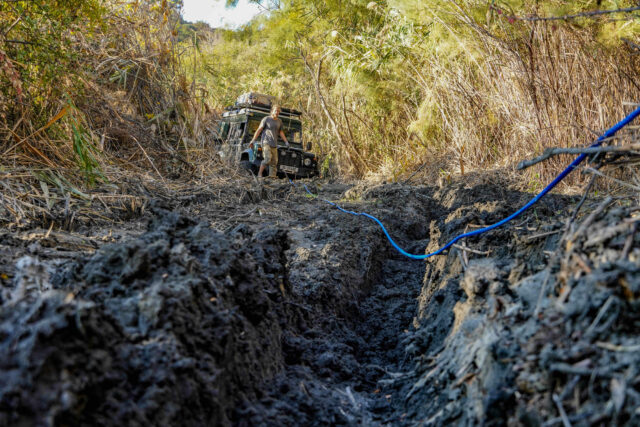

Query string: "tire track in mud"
[[239, 252, 427, 425], [253, 179, 574, 426], [351, 256, 426, 423]]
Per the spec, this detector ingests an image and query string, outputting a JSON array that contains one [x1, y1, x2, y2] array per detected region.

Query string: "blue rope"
[[295, 105, 640, 260]]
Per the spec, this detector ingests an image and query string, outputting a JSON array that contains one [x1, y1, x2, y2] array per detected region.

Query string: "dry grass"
[[0, 1, 230, 228], [413, 19, 640, 189], [2, 2, 639, 231], [285, 4, 640, 187]]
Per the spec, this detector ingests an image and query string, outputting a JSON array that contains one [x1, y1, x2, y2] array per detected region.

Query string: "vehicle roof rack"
[[222, 107, 303, 120], [223, 105, 301, 117], [234, 103, 302, 116]]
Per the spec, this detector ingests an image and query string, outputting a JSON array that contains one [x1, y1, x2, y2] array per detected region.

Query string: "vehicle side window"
[[227, 124, 236, 141], [219, 122, 230, 140], [247, 119, 261, 137], [237, 122, 246, 139]]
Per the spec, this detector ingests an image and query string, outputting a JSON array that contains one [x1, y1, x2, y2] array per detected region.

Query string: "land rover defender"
[[215, 93, 318, 178]]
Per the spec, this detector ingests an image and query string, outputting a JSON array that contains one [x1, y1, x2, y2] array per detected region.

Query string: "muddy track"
[[2, 175, 639, 426]]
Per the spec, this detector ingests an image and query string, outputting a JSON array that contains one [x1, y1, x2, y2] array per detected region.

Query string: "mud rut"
[[350, 256, 425, 421], [311, 255, 426, 423], [246, 253, 426, 425], [231, 183, 434, 425]]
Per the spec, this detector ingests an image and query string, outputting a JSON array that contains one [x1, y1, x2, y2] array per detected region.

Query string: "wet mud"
[[1, 174, 638, 426]]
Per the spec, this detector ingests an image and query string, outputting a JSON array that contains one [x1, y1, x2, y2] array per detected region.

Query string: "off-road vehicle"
[[215, 93, 318, 178]]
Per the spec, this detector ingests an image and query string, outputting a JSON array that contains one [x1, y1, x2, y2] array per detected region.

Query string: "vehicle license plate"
[[280, 165, 299, 173]]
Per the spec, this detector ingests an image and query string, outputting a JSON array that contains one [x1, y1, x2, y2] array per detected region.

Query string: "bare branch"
[[582, 167, 640, 192], [517, 143, 640, 170], [493, 5, 640, 22], [3, 39, 36, 45], [1, 14, 22, 37]]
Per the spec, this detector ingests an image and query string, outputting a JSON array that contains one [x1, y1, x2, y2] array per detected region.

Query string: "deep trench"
[[259, 249, 428, 425], [353, 256, 424, 384], [2, 180, 578, 426]]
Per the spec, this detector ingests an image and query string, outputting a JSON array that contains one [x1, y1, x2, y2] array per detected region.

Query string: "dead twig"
[[218, 207, 258, 230], [621, 223, 637, 259], [571, 197, 614, 243], [525, 229, 563, 241], [452, 244, 490, 256], [457, 249, 468, 271], [582, 167, 640, 192], [549, 363, 614, 378], [132, 136, 165, 184], [596, 341, 640, 352], [496, 5, 640, 22], [567, 174, 598, 228], [585, 296, 615, 337], [552, 393, 573, 427]]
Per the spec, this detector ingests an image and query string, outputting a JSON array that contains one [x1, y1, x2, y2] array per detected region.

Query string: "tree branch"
[[492, 5, 640, 22], [517, 143, 640, 170]]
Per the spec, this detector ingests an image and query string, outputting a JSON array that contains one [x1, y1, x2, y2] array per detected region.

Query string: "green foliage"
[[68, 102, 103, 186], [0, 0, 105, 109], [2, 0, 190, 190], [187, 0, 439, 174], [4, 0, 640, 186], [176, 17, 216, 43]]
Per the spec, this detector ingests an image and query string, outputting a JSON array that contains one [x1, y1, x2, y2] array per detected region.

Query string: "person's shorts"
[[262, 145, 278, 175]]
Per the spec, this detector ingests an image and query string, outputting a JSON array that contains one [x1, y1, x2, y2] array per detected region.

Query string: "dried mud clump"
[[513, 204, 640, 426], [0, 209, 295, 426], [392, 198, 640, 426]]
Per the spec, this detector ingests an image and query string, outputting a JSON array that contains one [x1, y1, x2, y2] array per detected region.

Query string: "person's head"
[[271, 104, 281, 118]]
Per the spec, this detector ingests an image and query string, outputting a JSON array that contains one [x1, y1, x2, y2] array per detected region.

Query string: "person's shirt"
[[260, 116, 282, 148]]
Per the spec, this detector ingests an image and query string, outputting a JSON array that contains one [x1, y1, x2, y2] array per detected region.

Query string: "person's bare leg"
[[258, 164, 266, 177]]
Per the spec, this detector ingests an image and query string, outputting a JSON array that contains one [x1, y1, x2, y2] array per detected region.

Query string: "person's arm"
[[279, 129, 290, 147]]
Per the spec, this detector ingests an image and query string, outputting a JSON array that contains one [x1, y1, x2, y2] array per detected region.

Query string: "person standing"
[[249, 104, 290, 178]]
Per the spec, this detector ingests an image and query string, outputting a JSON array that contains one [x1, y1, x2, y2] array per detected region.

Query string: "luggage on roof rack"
[[234, 93, 303, 116], [235, 93, 274, 108], [239, 104, 303, 117]]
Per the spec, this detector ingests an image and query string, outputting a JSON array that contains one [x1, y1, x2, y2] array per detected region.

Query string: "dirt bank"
[[1, 173, 638, 426]]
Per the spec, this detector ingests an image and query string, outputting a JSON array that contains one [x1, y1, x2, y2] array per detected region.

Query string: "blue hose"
[[297, 105, 640, 260]]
